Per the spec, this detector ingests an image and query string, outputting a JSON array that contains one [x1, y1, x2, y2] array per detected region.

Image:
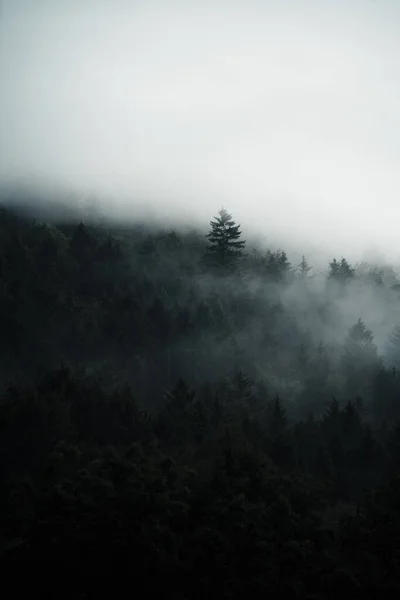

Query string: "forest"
[[1, 196, 400, 598]]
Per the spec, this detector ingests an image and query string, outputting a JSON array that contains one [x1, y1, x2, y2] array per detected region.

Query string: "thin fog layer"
[[1, 0, 400, 261]]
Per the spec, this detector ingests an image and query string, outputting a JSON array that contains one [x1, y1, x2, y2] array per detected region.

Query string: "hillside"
[[1, 201, 400, 597]]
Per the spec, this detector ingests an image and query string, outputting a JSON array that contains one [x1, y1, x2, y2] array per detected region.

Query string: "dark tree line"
[[1, 201, 400, 597]]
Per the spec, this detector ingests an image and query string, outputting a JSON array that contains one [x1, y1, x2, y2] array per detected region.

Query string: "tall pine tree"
[[342, 318, 379, 399], [204, 208, 245, 271], [298, 255, 312, 279]]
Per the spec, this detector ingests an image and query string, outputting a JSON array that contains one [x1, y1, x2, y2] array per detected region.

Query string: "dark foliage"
[[1, 203, 400, 597]]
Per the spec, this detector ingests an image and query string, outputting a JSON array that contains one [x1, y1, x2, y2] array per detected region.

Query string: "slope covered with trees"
[[1, 199, 400, 597]]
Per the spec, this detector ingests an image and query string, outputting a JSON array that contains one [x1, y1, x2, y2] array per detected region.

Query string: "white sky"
[[1, 0, 400, 261]]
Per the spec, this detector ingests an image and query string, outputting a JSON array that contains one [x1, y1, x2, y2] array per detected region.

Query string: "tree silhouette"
[[265, 249, 292, 281], [298, 255, 312, 278], [342, 318, 379, 398], [2, 201, 400, 596], [328, 257, 355, 283], [204, 208, 245, 271]]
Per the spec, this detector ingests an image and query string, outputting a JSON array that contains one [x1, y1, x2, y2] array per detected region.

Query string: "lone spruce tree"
[[204, 208, 245, 271]]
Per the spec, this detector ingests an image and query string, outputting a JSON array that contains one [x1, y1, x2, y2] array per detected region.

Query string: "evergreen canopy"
[[204, 208, 246, 270]]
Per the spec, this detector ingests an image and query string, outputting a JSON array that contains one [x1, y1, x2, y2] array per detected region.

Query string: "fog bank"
[[1, 0, 400, 262]]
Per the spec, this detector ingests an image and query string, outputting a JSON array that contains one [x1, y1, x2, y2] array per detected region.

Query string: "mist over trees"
[[2, 193, 400, 596]]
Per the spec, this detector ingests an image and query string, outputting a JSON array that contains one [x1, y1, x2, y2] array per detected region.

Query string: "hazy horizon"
[[1, 0, 400, 263]]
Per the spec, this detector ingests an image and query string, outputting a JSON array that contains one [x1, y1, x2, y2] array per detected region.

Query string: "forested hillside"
[[2, 201, 400, 597]]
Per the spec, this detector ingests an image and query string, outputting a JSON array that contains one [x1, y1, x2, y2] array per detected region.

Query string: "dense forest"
[[2, 196, 400, 597]]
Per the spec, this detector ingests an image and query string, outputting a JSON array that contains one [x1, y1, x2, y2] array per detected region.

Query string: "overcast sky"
[[1, 0, 400, 262]]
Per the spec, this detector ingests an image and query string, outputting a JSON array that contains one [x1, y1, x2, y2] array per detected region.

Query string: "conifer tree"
[[342, 319, 377, 370], [347, 318, 375, 347], [298, 255, 312, 278], [265, 249, 292, 281], [328, 257, 355, 283], [204, 208, 245, 271], [342, 318, 379, 398]]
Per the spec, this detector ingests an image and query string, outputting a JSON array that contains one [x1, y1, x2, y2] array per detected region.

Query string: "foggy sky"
[[1, 0, 400, 261]]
